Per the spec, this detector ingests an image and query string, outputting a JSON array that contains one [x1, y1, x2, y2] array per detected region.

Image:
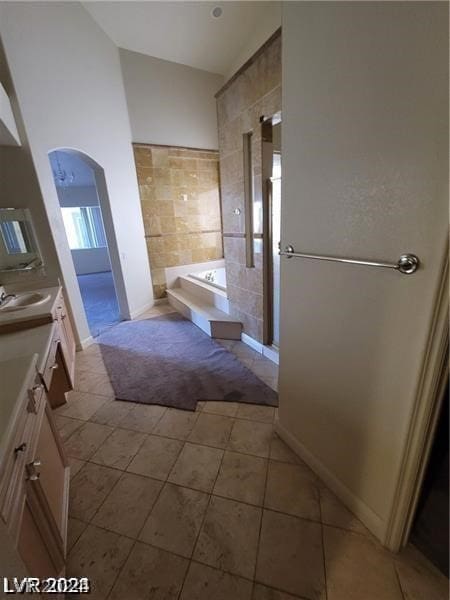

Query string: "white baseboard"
[[129, 301, 154, 319], [241, 332, 263, 353], [78, 335, 94, 351], [262, 345, 279, 365], [274, 419, 386, 543], [241, 333, 279, 365]]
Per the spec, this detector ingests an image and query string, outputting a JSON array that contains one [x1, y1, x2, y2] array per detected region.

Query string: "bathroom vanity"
[[0, 286, 76, 404], [0, 286, 76, 578], [0, 356, 69, 578]]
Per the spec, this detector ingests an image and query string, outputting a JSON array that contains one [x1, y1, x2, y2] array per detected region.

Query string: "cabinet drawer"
[[41, 326, 60, 391]]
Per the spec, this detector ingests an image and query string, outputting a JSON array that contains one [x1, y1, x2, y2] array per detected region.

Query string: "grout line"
[[104, 538, 137, 600], [318, 487, 329, 600], [251, 449, 270, 596], [69, 462, 373, 543], [70, 520, 310, 600], [393, 562, 407, 600], [176, 433, 229, 599]]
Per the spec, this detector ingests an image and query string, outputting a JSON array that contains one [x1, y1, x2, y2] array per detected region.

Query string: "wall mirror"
[[0, 208, 43, 271]]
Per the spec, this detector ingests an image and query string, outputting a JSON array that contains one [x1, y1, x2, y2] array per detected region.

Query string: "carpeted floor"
[[77, 271, 121, 337], [98, 312, 278, 411]]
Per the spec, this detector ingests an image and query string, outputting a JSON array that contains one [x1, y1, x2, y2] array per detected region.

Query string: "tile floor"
[[56, 304, 448, 600]]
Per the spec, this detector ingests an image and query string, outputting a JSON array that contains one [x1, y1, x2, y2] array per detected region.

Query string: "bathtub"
[[189, 267, 227, 292]]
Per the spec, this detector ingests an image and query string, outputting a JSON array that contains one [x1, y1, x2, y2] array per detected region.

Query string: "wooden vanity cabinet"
[[54, 291, 76, 388], [2, 380, 69, 579], [44, 290, 76, 409]]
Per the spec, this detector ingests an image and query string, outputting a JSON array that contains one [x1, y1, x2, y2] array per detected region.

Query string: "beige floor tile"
[[64, 422, 114, 460], [168, 443, 223, 492], [232, 343, 260, 361], [78, 343, 102, 358], [152, 408, 200, 440], [56, 391, 111, 421], [89, 400, 133, 427], [256, 509, 325, 599], [228, 419, 273, 458], [252, 583, 301, 600], [239, 357, 255, 369], [181, 562, 253, 600], [251, 358, 279, 379], [90, 428, 146, 470], [263, 377, 278, 392], [67, 517, 87, 553], [202, 401, 239, 417], [216, 339, 237, 350], [140, 482, 209, 557], [323, 526, 403, 600], [74, 369, 114, 397], [213, 451, 267, 506], [269, 434, 300, 464], [188, 413, 234, 449], [67, 524, 133, 600], [109, 542, 188, 600], [394, 544, 449, 600], [117, 403, 167, 433], [193, 496, 262, 579], [127, 434, 183, 480], [75, 352, 107, 374], [265, 461, 321, 521], [319, 487, 368, 535], [69, 457, 85, 479], [236, 404, 275, 423], [92, 472, 162, 538], [54, 415, 83, 441], [69, 462, 121, 521]]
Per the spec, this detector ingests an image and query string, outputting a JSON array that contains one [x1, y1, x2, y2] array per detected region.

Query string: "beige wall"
[[216, 31, 281, 342], [0, 3, 153, 346], [278, 2, 448, 544], [133, 144, 223, 298], [120, 49, 223, 150]]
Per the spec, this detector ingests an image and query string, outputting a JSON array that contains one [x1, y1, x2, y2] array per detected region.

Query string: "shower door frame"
[[261, 112, 282, 347]]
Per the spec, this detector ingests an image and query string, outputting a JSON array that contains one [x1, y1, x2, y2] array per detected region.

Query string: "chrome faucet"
[[0, 291, 16, 306]]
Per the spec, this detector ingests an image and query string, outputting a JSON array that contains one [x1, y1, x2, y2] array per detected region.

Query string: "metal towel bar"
[[279, 245, 419, 275]]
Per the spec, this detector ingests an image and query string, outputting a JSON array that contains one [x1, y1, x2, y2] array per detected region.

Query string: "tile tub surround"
[[60, 305, 447, 600], [216, 31, 281, 342], [133, 144, 224, 299]]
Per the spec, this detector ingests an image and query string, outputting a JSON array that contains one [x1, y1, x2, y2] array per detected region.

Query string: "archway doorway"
[[49, 149, 122, 337]]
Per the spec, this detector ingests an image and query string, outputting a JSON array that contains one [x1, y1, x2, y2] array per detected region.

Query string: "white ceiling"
[[83, 1, 281, 75]]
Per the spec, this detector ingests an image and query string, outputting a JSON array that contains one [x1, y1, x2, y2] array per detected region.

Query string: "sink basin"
[[0, 292, 51, 312]]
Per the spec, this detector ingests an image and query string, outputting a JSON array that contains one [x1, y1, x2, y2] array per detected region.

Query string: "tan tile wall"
[[133, 145, 223, 298], [216, 32, 281, 341]]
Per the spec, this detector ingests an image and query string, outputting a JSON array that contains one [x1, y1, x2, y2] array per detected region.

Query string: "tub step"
[[178, 275, 229, 313], [167, 288, 242, 340]]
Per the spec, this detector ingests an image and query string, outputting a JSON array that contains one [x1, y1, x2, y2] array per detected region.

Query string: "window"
[[0, 220, 32, 255], [61, 206, 107, 250]]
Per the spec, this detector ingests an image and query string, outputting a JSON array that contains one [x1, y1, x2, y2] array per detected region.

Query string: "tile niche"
[[133, 144, 223, 299]]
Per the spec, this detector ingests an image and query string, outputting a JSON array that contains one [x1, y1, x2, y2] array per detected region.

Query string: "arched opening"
[[48, 149, 123, 337]]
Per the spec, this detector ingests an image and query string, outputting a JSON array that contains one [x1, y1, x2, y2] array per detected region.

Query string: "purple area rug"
[[97, 312, 278, 411]]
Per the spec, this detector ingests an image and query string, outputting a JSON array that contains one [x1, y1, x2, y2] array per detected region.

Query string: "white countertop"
[[0, 286, 61, 328], [0, 354, 38, 467], [0, 322, 56, 374]]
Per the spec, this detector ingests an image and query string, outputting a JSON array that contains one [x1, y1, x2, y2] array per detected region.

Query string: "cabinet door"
[[47, 345, 71, 409], [16, 396, 68, 579], [17, 499, 60, 579], [56, 294, 76, 387], [33, 403, 69, 542]]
